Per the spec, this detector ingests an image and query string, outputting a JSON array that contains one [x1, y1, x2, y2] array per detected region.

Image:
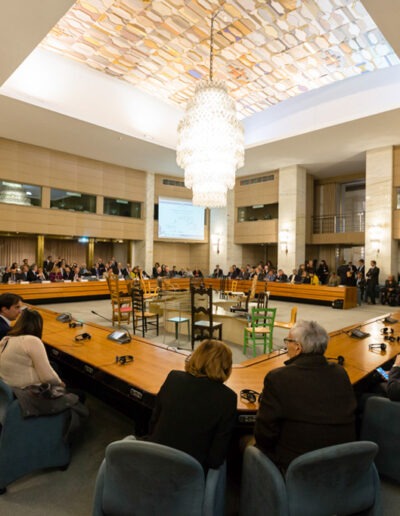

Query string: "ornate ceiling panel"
[[40, 0, 399, 119]]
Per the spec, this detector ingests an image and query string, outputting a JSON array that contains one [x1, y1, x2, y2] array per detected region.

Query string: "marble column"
[[134, 171, 154, 273], [278, 165, 307, 274], [209, 190, 242, 276], [365, 147, 396, 279]]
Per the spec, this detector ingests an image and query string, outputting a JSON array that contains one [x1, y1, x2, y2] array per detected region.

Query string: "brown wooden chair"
[[132, 287, 159, 337], [140, 279, 160, 300], [190, 286, 222, 350], [274, 307, 298, 330], [106, 274, 132, 327]]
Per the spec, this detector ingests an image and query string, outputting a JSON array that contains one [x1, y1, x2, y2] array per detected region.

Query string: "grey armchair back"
[[240, 442, 381, 516], [0, 379, 71, 493], [361, 395, 400, 483], [92, 437, 226, 516]]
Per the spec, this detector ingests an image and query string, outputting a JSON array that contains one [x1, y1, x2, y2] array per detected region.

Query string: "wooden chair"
[[132, 287, 159, 337], [274, 307, 298, 330], [107, 274, 132, 327], [191, 286, 222, 350], [256, 291, 270, 308], [140, 279, 160, 300], [244, 307, 276, 356], [230, 290, 251, 315]]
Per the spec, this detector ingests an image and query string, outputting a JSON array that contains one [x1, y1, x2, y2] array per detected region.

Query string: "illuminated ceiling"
[[40, 0, 399, 119]]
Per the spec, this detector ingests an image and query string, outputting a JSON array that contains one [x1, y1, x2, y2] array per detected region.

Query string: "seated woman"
[[145, 339, 237, 470], [0, 308, 63, 388]]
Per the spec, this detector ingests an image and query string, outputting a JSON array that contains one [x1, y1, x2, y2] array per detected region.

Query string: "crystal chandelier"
[[176, 10, 244, 208]]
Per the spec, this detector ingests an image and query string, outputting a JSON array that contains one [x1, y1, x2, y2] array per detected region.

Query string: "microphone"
[[368, 343, 387, 351], [91, 310, 132, 340]]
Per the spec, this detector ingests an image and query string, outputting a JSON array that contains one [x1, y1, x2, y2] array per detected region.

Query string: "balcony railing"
[[312, 212, 365, 234]]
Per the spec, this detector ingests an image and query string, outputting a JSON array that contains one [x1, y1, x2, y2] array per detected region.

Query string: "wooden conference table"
[[39, 306, 400, 424]]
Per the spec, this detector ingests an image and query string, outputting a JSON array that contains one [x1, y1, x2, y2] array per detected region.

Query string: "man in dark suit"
[[254, 320, 356, 472], [43, 255, 54, 273], [0, 293, 23, 339], [366, 260, 380, 305]]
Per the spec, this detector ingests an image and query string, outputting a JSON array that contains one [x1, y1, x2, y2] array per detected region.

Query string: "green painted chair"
[[243, 307, 276, 357]]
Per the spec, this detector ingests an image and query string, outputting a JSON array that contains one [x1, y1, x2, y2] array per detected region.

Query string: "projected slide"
[[158, 197, 205, 240]]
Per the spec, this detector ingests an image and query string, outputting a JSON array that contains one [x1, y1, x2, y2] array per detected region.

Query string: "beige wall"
[[0, 138, 146, 240]]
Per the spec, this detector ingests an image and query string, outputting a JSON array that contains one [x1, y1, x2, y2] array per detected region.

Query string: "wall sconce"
[[279, 229, 289, 255], [211, 233, 221, 254], [369, 225, 383, 256]]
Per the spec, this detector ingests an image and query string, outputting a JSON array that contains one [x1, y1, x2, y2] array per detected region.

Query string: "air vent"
[[240, 175, 274, 186], [162, 179, 185, 187]]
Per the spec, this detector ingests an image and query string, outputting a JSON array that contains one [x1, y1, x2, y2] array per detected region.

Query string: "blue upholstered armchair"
[[361, 395, 400, 483], [0, 379, 71, 493], [240, 442, 381, 516], [92, 437, 226, 516]]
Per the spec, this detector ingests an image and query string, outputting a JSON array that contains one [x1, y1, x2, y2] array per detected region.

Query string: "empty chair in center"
[[244, 307, 276, 356]]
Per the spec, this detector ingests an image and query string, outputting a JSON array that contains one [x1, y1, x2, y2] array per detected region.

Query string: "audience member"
[[387, 354, 400, 401], [254, 320, 356, 472], [0, 308, 63, 389], [316, 259, 329, 284], [380, 274, 398, 305], [145, 339, 237, 470], [356, 271, 365, 306], [327, 271, 339, 286], [0, 293, 23, 340], [43, 255, 54, 273], [275, 269, 287, 282]]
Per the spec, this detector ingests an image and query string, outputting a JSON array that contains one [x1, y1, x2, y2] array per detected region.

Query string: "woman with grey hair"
[[254, 320, 356, 472]]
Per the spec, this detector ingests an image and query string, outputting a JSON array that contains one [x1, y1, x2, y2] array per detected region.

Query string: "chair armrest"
[[203, 462, 226, 516], [239, 446, 288, 516]]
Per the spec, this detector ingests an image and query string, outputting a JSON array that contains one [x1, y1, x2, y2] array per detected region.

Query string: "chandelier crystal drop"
[[176, 12, 244, 208]]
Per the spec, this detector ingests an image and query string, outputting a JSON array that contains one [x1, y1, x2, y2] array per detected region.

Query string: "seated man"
[[380, 274, 398, 306], [254, 320, 356, 472], [0, 292, 23, 339], [386, 354, 400, 401]]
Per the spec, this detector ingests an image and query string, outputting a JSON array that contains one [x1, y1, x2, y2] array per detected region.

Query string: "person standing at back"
[[365, 260, 380, 305]]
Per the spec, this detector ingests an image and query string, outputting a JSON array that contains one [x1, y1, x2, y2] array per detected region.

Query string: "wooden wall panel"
[[0, 138, 146, 201], [0, 204, 145, 240], [234, 171, 279, 208], [154, 174, 191, 201], [153, 242, 191, 269], [394, 147, 400, 186], [311, 232, 364, 245], [234, 220, 278, 244]]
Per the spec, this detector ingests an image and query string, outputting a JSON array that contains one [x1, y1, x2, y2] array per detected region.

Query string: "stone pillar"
[[209, 190, 242, 276], [278, 165, 307, 274], [87, 238, 94, 267], [365, 147, 396, 279], [135, 171, 154, 273], [36, 235, 44, 267]]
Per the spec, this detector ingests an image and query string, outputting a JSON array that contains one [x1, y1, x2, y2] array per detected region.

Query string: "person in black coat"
[[366, 260, 380, 304], [145, 339, 237, 470], [254, 320, 356, 472], [387, 354, 400, 401], [0, 292, 23, 340]]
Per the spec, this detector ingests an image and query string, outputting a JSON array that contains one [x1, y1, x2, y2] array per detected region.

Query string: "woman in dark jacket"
[[146, 339, 237, 470]]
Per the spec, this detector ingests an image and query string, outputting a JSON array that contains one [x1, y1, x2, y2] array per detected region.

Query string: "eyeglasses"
[[283, 338, 298, 345]]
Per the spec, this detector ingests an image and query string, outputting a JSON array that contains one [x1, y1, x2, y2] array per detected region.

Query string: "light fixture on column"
[[279, 229, 289, 255], [369, 225, 383, 256], [176, 9, 244, 208], [211, 233, 222, 254]]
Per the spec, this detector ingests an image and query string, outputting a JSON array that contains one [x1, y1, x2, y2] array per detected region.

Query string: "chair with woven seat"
[[240, 442, 381, 516], [243, 307, 276, 356], [191, 286, 222, 350], [132, 287, 159, 337], [106, 274, 132, 327], [230, 290, 251, 315], [0, 379, 71, 494], [140, 279, 160, 300], [92, 437, 226, 516], [274, 307, 298, 330]]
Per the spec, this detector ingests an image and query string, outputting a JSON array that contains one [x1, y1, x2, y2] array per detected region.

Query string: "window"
[[104, 198, 141, 218], [0, 181, 41, 207], [237, 203, 278, 222], [50, 189, 96, 213]]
